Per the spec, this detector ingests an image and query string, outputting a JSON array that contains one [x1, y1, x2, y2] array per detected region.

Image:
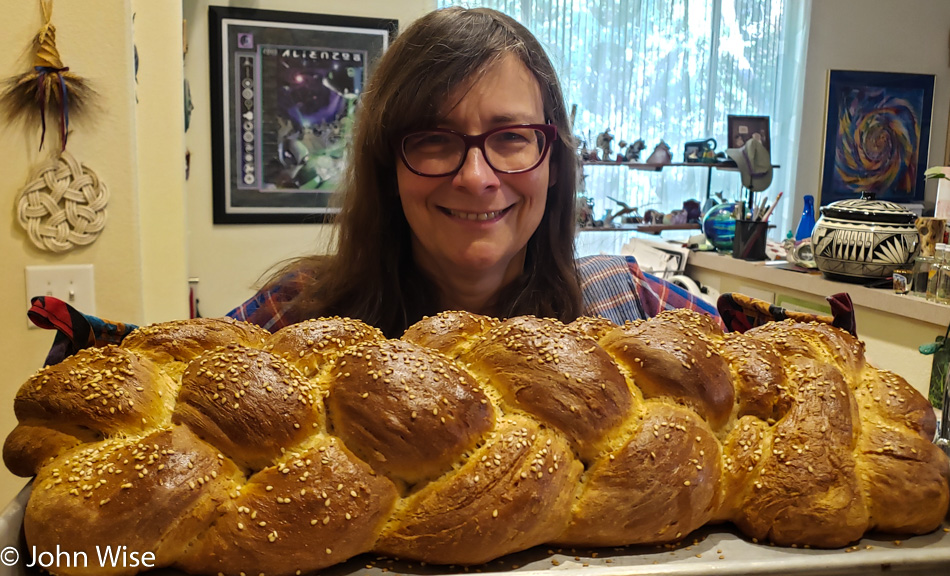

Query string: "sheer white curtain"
[[436, 0, 811, 236]]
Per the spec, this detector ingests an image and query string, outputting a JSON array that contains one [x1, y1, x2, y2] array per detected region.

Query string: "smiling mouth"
[[442, 205, 514, 221]]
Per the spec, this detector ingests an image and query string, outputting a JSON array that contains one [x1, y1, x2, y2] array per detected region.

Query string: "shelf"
[[686, 250, 950, 327], [581, 160, 782, 202], [581, 160, 781, 171], [582, 160, 664, 171], [577, 223, 700, 235]]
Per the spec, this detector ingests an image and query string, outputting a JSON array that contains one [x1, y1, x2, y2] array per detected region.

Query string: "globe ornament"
[[702, 202, 738, 251]]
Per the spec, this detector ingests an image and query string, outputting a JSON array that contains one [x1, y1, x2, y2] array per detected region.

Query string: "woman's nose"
[[452, 146, 501, 192]]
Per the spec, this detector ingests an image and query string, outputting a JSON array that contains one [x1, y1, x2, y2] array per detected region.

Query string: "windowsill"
[[685, 250, 950, 327]]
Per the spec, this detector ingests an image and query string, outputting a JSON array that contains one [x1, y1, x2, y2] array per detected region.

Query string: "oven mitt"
[[717, 291, 856, 336], [28, 296, 138, 366]]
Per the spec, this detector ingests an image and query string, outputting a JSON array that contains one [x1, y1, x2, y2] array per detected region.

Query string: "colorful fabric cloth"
[[28, 296, 137, 366], [716, 291, 856, 336], [226, 272, 303, 332], [576, 255, 723, 328], [228, 255, 724, 331]]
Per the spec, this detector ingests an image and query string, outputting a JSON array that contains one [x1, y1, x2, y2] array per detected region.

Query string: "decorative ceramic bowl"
[[811, 192, 919, 281]]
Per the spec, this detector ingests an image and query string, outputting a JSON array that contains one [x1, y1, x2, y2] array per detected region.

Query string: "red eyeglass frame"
[[398, 123, 558, 177]]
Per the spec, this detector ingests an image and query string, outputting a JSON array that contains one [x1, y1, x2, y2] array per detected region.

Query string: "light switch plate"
[[25, 265, 96, 329]]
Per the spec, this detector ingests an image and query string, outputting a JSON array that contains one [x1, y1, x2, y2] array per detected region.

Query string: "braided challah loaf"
[[4, 311, 948, 576]]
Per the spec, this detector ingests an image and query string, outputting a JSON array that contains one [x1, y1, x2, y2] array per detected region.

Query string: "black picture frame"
[[727, 114, 771, 153], [819, 70, 934, 205], [209, 6, 397, 224]]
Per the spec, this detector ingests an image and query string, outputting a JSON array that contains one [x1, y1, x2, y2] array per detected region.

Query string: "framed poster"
[[209, 6, 396, 224], [819, 70, 934, 206]]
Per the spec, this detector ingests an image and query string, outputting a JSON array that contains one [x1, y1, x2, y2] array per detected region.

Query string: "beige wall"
[[792, 0, 950, 220], [183, 0, 435, 318], [0, 0, 189, 507], [135, 0, 191, 325]]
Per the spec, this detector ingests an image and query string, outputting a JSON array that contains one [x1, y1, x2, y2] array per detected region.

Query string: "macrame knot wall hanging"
[[2, 0, 107, 253], [16, 151, 109, 253]]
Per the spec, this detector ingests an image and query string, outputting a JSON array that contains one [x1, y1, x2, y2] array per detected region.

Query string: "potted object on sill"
[[812, 191, 919, 282]]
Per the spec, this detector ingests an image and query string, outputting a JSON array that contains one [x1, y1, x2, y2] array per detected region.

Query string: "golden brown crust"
[[401, 310, 499, 358], [6, 312, 950, 574], [173, 344, 322, 470], [717, 415, 774, 521], [720, 333, 794, 422], [559, 401, 722, 546], [13, 345, 177, 436], [2, 423, 87, 477], [327, 339, 494, 484], [462, 316, 633, 461], [376, 415, 582, 564], [600, 310, 734, 430], [25, 426, 243, 576], [731, 361, 868, 547], [177, 435, 398, 576], [853, 369, 949, 534], [266, 316, 385, 378], [858, 368, 938, 441], [121, 317, 269, 365], [568, 314, 619, 340], [746, 320, 867, 385]]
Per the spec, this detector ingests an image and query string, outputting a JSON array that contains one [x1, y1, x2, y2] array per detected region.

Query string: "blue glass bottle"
[[795, 194, 816, 241]]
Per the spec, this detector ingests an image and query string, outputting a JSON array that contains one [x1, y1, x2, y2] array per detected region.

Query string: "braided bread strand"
[[4, 311, 948, 576]]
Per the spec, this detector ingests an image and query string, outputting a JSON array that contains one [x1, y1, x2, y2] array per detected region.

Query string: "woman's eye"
[[498, 130, 530, 143], [408, 133, 451, 149]]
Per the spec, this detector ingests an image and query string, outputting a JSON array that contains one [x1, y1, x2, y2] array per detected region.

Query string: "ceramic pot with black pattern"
[[811, 191, 919, 282]]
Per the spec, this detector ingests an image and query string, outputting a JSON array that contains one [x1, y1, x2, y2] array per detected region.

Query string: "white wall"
[[792, 0, 950, 222], [183, 0, 435, 318]]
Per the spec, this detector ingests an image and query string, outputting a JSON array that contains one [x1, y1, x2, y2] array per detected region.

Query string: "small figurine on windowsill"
[[595, 128, 614, 162], [623, 139, 646, 163], [578, 140, 591, 161], [615, 140, 628, 163], [646, 140, 672, 165], [575, 195, 595, 227]]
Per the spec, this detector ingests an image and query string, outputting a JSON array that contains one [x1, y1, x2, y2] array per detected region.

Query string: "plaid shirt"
[[228, 254, 723, 331]]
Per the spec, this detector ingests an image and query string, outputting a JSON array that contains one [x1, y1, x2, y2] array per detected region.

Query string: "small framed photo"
[[727, 115, 771, 153], [209, 6, 397, 224], [683, 143, 703, 163]]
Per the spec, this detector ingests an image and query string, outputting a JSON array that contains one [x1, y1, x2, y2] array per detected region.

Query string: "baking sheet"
[[2, 482, 949, 576]]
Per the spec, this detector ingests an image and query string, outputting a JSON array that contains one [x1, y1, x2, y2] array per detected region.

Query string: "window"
[[437, 0, 811, 236]]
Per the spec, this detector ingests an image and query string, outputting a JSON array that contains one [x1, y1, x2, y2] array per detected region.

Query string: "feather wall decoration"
[[0, 0, 93, 151]]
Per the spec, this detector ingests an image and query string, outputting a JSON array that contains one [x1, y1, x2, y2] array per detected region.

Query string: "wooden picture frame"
[[727, 115, 771, 153]]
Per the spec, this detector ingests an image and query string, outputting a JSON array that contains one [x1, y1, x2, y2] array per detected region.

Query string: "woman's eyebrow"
[[435, 113, 541, 131]]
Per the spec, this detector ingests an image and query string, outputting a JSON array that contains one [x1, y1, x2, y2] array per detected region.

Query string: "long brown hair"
[[267, 7, 582, 337]]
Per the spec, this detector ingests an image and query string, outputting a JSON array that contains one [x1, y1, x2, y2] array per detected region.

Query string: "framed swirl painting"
[[819, 70, 935, 206]]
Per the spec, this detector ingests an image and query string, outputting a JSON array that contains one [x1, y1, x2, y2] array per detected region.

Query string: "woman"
[[230, 7, 719, 337]]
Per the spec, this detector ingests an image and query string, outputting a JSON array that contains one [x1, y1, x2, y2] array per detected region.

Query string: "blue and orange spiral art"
[[833, 87, 922, 197]]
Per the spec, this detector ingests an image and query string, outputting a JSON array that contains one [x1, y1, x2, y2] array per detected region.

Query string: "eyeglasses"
[[399, 123, 557, 177]]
